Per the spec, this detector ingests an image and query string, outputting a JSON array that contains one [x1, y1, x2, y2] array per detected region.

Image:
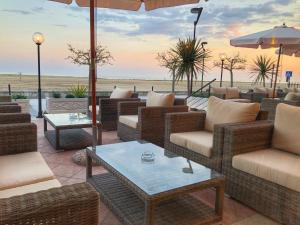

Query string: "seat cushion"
[[205, 96, 260, 132], [232, 148, 300, 192], [0, 179, 61, 199], [272, 103, 300, 155], [110, 88, 133, 99], [146, 91, 175, 107], [170, 131, 213, 158], [88, 105, 99, 113], [119, 115, 138, 129], [0, 152, 55, 190]]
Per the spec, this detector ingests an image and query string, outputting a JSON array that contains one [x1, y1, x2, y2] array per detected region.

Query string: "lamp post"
[[200, 41, 207, 90], [219, 53, 226, 87], [190, 7, 203, 94], [32, 32, 45, 118]]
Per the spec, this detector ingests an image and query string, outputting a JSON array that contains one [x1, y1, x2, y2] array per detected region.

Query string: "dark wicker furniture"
[[0, 113, 31, 124], [87, 141, 225, 225], [88, 93, 139, 131], [261, 98, 300, 120], [164, 111, 268, 172], [0, 96, 12, 102], [44, 113, 102, 150], [222, 121, 300, 225], [0, 105, 21, 113], [0, 122, 100, 225], [117, 98, 188, 147]]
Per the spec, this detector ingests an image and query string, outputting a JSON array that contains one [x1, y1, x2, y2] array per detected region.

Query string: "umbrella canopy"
[[50, 0, 199, 11], [276, 47, 300, 57], [230, 23, 300, 98]]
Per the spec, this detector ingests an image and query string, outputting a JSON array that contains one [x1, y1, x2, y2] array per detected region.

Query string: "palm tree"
[[250, 55, 275, 87], [171, 38, 208, 96]]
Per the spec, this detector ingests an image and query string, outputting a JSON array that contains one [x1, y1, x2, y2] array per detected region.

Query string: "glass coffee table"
[[44, 113, 101, 150], [87, 141, 225, 225]]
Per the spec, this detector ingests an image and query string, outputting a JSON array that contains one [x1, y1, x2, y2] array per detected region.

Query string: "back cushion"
[[226, 87, 240, 99], [205, 96, 260, 132], [110, 88, 133, 99], [146, 91, 175, 107], [272, 103, 300, 155], [211, 87, 227, 96], [284, 92, 300, 101]]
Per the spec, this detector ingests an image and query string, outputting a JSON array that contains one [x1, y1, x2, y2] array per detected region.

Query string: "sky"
[[0, 0, 300, 82]]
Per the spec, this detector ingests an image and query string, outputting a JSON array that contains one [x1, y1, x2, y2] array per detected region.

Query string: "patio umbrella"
[[230, 23, 300, 97], [276, 47, 300, 57], [49, 0, 201, 149]]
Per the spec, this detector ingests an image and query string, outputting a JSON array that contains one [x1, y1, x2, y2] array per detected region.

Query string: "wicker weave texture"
[[0, 105, 21, 113], [0, 113, 31, 124], [0, 96, 12, 103]]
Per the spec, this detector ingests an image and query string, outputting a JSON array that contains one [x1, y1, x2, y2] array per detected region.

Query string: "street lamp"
[[32, 32, 45, 118], [200, 41, 207, 90], [219, 53, 226, 87]]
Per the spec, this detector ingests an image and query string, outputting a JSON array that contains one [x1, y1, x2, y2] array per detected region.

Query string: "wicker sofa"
[[222, 103, 300, 225], [89, 92, 139, 131], [0, 123, 100, 225], [117, 94, 188, 147], [165, 97, 268, 172], [211, 87, 254, 102]]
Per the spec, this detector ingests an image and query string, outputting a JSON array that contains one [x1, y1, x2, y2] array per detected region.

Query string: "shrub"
[[52, 91, 61, 98], [69, 84, 87, 98], [65, 94, 75, 98], [12, 93, 27, 100]]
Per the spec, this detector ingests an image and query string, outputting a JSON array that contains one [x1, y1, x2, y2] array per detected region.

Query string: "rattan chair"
[[222, 121, 300, 225], [164, 110, 268, 171], [0, 123, 100, 225], [89, 93, 140, 130], [0, 96, 12, 103], [0, 105, 21, 113], [117, 98, 188, 147]]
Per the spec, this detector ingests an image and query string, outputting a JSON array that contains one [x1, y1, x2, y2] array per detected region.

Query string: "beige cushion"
[[88, 105, 99, 113], [110, 88, 133, 99], [0, 152, 55, 190], [272, 103, 300, 155], [225, 99, 251, 103], [284, 92, 300, 101], [232, 148, 300, 192], [205, 96, 260, 132], [119, 115, 138, 129], [226, 87, 240, 99], [0, 179, 61, 199], [284, 87, 297, 93], [211, 87, 227, 97], [170, 131, 213, 158], [146, 91, 175, 107]]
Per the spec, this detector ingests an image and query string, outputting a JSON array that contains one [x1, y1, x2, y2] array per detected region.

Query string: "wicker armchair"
[[89, 94, 140, 131], [164, 110, 268, 171], [261, 98, 300, 120], [222, 121, 300, 225], [0, 96, 12, 102], [0, 123, 100, 225], [0, 113, 31, 124], [0, 105, 21, 113], [118, 98, 188, 147]]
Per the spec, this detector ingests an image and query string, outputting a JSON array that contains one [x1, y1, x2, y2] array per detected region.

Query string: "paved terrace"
[[33, 118, 279, 225]]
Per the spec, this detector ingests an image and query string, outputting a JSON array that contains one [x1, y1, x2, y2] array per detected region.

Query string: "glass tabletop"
[[89, 141, 222, 197], [44, 113, 97, 127]]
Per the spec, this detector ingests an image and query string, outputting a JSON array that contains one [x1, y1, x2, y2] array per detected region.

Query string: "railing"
[[185, 78, 216, 100]]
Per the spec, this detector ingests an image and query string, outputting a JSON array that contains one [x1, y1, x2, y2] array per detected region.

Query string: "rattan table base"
[[88, 173, 221, 225]]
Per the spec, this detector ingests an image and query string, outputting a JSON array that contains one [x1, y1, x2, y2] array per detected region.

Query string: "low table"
[[44, 113, 101, 150], [87, 141, 225, 225]]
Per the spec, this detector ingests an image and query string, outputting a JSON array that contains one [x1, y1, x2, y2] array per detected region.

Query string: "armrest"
[[0, 183, 99, 225], [252, 93, 268, 102], [165, 111, 205, 141], [0, 105, 21, 113], [100, 98, 140, 112], [0, 113, 31, 124], [223, 121, 273, 158], [118, 101, 146, 116], [239, 92, 252, 100], [0, 102, 18, 105], [0, 123, 37, 156]]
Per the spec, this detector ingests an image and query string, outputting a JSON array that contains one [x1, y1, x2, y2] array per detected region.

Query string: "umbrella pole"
[[273, 44, 282, 98], [90, 0, 98, 150]]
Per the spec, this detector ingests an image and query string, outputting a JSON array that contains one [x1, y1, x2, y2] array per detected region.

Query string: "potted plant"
[[12, 93, 30, 113], [46, 85, 88, 114]]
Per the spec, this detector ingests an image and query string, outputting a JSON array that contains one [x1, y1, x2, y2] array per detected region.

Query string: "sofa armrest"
[[0, 113, 31, 124], [165, 111, 205, 141], [100, 98, 140, 114], [0, 183, 99, 225], [118, 101, 146, 116], [0, 123, 37, 156], [0, 105, 21, 113], [223, 121, 273, 159]]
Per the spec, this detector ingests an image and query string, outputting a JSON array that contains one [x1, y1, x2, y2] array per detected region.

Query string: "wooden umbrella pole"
[[90, 0, 98, 149], [273, 44, 282, 98]]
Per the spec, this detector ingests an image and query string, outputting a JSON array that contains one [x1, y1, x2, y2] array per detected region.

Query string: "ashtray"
[[141, 152, 155, 163]]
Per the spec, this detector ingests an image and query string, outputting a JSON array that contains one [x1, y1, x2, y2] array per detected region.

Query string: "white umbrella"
[[230, 23, 300, 97], [49, 0, 201, 149]]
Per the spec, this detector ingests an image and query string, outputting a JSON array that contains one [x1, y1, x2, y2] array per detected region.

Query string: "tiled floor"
[[33, 118, 279, 225]]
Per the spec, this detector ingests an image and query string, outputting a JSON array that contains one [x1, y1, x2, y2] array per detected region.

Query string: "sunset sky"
[[0, 0, 300, 82]]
